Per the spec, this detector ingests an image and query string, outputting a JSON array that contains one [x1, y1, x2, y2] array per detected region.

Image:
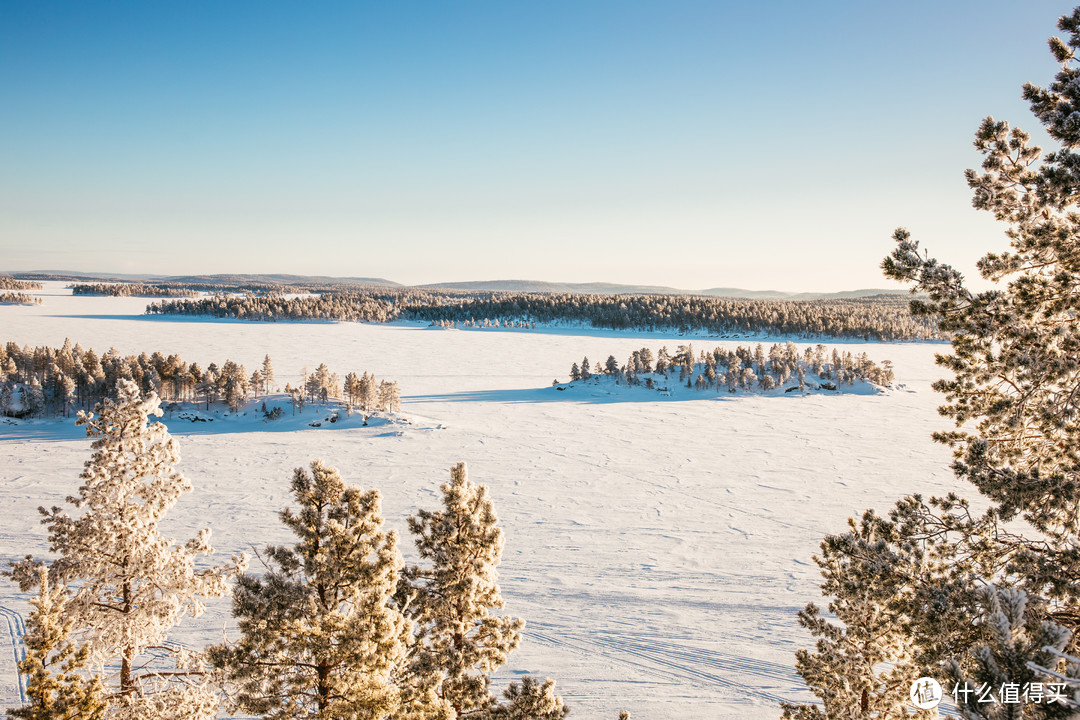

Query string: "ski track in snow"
[[0, 605, 26, 707], [0, 284, 971, 718]]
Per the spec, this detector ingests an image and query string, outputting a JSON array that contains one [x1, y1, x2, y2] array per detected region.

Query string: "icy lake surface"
[[0, 282, 963, 718]]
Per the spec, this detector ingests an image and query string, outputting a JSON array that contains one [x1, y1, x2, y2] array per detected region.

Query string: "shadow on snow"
[[403, 384, 849, 405]]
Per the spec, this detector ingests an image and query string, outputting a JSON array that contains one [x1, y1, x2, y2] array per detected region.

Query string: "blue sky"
[[0, 1, 1071, 290]]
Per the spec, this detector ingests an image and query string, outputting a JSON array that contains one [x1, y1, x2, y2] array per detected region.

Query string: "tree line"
[[568, 342, 894, 393], [146, 290, 940, 341], [0, 340, 401, 419], [149, 291, 403, 323], [70, 283, 200, 297], [6, 381, 577, 719]]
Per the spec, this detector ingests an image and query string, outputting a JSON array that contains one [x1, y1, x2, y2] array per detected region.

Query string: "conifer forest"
[[144, 290, 939, 341]]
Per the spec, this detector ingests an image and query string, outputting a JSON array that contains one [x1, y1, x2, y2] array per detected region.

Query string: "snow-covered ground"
[[0, 282, 964, 718]]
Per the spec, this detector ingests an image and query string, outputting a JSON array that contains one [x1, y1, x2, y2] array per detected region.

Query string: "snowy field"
[[0, 282, 964, 718]]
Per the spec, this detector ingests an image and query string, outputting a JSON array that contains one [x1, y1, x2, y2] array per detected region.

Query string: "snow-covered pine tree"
[[8, 566, 106, 720], [198, 365, 218, 410], [638, 347, 653, 373], [250, 369, 263, 401], [945, 587, 1074, 719], [306, 363, 339, 406], [378, 380, 401, 413], [655, 347, 670, 374], [486, 676, 569, 720], [880, 34, 1080, 607], [209, 459, 410, 719], [261, 354, 275, 394], [789, 7, 1080, 716], [8, 379, 244, 718], [605, 355, 619, 376], [780, 511, 944, 720], [345, 371, 360, 408], [399, 462, 559, 719], [361, 371, 378, 411]]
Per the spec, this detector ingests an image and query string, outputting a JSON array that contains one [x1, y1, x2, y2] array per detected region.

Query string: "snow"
[[0, 282, 966, 718]]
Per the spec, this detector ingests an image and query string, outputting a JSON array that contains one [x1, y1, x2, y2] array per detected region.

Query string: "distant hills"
[[419, 280, 690, 295], [10, 271, 400, 287], [154, 273, 400, 287], [420, 280, 907, 300], [699, 287, 910, 300], [7, 271, 906, 300]]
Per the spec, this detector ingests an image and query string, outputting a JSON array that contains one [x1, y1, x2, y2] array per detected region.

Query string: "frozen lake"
[[0, 282, 961, 718]]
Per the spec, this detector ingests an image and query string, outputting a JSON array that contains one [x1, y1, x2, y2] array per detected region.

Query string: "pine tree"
[[250, 370, 263, 400], [780, 511, 943, 720], [262, 354, 275, 394], [345, 371, 360, 408], [307, 363, 339, 406], [652, 348, 666, 375], [398, 463, 528, 717], [198, 365, 218, 410], [209, 460, 410, 719], [487, 676, 569, 720], [378, 380, 401, 413], [638, 347, 653, 373], [360, 372, 378, 411], [945, 587, 1074, 719], [9, 379, 243, 717], [8, 566, 107, 720], [219, 360, 249, 412], [605, 355, 619, 376], [790, 7, 1080, 716], [881, 3, 1080, 634]]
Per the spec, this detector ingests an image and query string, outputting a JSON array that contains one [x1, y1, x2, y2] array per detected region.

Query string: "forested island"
[[566, 342, 895, 393], [0, 340, 401, 419], [0, 277, 43, 304], [147, 290, 939, 341], [0, 276, 42, 291], [0, 292, 41, 305]]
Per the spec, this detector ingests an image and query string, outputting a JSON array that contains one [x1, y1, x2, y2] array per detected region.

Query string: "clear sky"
[[0, 1, 1072, 290]]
